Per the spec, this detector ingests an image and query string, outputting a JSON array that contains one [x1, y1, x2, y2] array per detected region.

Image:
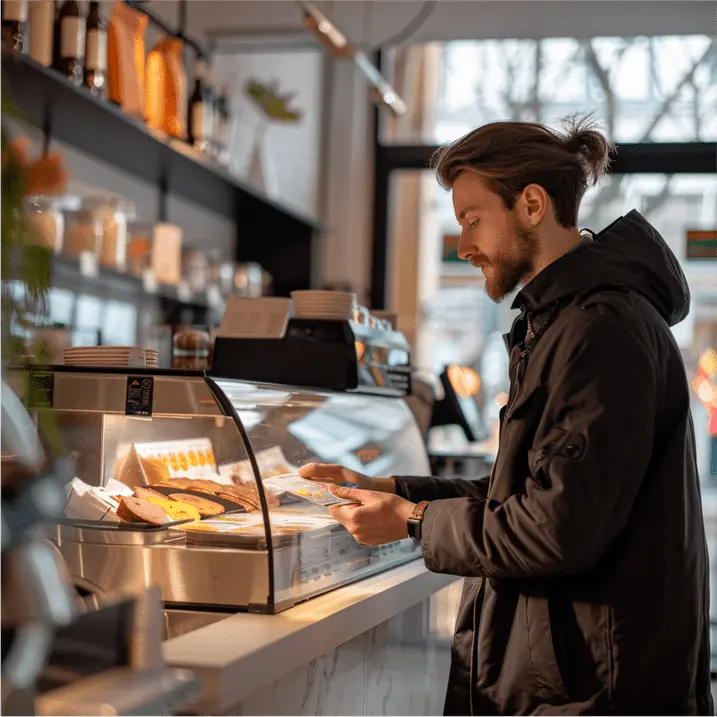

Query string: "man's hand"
[[298, 463, 396, 494], [326, 485, 415, 545]]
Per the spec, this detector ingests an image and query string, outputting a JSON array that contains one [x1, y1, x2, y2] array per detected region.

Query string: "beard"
[[480, 224, 539, 303]]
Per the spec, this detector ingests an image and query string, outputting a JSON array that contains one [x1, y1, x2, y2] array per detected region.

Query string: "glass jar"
[[233, 262, 263, 297], [24, 197, 64, 253], [172, 327, 210, 370], [64, 209, 102, 260], [93, 198, 134, 272], [183, 250, 208, 293], [126, 222, 153, 278]]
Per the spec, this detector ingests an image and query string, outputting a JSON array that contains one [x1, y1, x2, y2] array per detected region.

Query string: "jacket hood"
[[513, 210, 690, 326]]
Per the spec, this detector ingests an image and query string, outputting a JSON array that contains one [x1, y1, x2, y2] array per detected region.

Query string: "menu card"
[[217, 296, 291, 339]]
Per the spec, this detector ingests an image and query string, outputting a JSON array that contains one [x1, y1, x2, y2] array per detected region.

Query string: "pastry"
[[134, 486, 167, 501], [163, 500, 202, 522], [190, 479, 227, 494], [168, 493, 224, 518], [216, 493, 257, 512], [230, 481, 281, 509], [116, 496, 169, 525], [139, 494, 201, 522]]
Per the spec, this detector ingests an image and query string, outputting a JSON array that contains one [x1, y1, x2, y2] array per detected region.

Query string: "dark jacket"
[[396, 211, 713, 716]]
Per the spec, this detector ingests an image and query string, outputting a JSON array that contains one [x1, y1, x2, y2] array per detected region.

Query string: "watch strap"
[[410, 500, 431, 522], [407, 500, 430, 541]]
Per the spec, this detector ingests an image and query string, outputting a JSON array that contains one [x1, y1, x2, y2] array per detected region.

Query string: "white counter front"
[[163, 561, 462, 715]]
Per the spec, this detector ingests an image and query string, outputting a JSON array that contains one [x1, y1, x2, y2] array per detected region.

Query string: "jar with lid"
[[183, 250, 208, 294], [126, 221, 153, 278], [172, 327, 210, 370], [91, 197, 134, 272], [24, 197, 64, 253], [64, 208, 102, 261]]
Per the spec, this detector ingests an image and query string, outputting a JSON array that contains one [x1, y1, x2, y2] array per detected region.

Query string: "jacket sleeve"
[[394, 475, 490, 503], [421, 314, 658, 579]]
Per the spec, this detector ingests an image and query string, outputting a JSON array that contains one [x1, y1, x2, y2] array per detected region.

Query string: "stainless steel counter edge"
[[162, 560, 460, 713]]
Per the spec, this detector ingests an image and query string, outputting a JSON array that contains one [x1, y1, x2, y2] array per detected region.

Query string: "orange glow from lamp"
[[447, 364, 481, 398]]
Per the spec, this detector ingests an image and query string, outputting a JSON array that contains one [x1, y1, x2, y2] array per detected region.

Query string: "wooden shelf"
[[51, 256, 211, 310], [5, 53, 322, 297], [4, 54, 322, 232]]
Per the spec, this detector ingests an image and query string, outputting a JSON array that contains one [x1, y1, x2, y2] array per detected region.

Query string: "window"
[[382, 35, 717, 144]]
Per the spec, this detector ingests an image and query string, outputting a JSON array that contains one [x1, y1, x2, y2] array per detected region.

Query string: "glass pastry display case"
[[11, 363, 429, 614]]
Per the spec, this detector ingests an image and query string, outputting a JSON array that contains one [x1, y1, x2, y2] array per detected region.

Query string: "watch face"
[[407, 519, 421, 541]]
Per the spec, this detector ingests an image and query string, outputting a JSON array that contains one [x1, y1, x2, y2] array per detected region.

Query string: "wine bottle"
[[187, 58, 213, 153], [54, 0, 84, 86], [1, 0, 28, 52], [28, 0, 55, 67], [83, 1, 106, 97]]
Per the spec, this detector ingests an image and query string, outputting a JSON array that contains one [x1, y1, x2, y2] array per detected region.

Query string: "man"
[[299, 117, 713, 715]]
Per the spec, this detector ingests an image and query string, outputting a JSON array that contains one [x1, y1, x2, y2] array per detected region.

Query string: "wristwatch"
[[407, 501, 431, 542]]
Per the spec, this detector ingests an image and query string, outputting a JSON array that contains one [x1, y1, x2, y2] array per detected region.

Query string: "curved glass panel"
[[213, 378, 430, 609]]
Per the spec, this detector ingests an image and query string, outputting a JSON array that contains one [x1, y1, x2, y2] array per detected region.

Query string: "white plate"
[[64, 350, 148, 355], [65, 359, 139, 366], [65, 345, 144, 350]]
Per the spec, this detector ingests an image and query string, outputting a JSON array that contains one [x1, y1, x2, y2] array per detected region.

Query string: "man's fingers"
[[329, 485, 366, 503], [298, 463, 347, 482]]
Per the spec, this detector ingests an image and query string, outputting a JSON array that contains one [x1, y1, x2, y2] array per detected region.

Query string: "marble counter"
[[163, 561, 463, 715]]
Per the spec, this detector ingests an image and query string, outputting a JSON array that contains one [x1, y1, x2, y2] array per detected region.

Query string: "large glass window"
[[387, 170, 717, 481], [382, 35, 717, 144]]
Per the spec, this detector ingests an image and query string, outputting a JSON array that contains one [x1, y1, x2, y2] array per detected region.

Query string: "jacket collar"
[[511, 217, 623, 314]]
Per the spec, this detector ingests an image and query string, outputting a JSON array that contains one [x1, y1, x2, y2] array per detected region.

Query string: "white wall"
[[213, 49, 324, 219]]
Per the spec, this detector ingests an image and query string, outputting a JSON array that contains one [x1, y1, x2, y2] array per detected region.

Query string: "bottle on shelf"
[[1, 0, 28, 53], [54, 0, 85, 86], [187, 58, 214, 154], [28, 0, 55, 67], [83, 0, 107, 97], [215, 85, 231, 165], [146, 35, 187, 140]]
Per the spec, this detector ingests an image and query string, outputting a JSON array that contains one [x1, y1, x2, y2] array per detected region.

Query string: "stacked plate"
[[291, 290, 356, 321], [64, 346, 159, 368]]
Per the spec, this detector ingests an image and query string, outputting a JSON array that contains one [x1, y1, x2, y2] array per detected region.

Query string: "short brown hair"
[[432, 115, 614, 227]]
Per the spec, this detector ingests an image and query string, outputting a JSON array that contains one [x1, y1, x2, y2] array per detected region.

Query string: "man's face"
[[452, 171, 539, 302]]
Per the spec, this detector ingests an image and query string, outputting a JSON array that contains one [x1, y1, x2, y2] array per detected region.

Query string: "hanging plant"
[[2, 81, 69, 458]]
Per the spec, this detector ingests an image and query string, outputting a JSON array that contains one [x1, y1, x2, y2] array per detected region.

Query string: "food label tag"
[[125, 376, 154, 416]]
